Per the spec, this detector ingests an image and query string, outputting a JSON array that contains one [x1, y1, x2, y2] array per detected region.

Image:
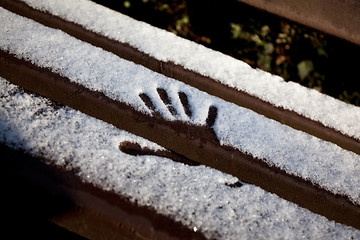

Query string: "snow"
[[0, 6, 359, 206], [17, 0, 360, 141], [1, 76, 359, 239]]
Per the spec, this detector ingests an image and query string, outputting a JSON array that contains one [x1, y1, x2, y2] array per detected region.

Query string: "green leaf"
[[297, 60, 314, 80]]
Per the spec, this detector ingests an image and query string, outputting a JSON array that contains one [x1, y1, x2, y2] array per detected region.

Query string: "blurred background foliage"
[[92, 0, 360, 106]]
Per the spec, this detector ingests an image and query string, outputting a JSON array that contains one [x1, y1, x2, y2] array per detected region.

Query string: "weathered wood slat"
[[238, 0, 360, 46]]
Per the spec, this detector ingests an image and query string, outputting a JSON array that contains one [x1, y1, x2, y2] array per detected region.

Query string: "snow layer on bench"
[[0, 7, 359, 205], [1, 77, 359, 240], [19, 0, 360, 140]]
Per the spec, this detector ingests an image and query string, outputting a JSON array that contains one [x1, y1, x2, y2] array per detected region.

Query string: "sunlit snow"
[[1, 77, 359, 239]]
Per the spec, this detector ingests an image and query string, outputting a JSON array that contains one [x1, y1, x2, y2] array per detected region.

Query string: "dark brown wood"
[[237, 0, 360, 46], [2, 144, 206, 240]]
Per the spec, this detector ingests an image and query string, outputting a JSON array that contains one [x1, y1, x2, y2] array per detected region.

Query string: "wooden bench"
[[1, 0, 359, 239]]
